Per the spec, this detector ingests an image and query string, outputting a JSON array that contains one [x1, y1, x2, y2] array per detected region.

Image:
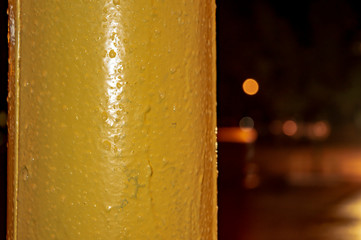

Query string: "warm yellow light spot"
[[217, 127, 258, 143], [242, 78, 259, 95], [282, 120, 298, 136]]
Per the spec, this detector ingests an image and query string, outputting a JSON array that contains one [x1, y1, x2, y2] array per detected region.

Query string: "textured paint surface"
[[7, 0, 217, 239]]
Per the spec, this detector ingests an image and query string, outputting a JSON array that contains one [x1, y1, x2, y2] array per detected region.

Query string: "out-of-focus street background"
[[4, 0, 361, 239], [217, 0, 361, 239]]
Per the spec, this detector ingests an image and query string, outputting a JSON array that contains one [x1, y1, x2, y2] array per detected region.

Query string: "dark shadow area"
[[0, 1, 8, 239]]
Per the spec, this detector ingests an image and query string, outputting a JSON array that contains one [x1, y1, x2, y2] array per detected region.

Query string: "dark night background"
[[3, 0, 361, 239], [1, 1, 8, 239], [217, 1, 361, 239], [218, 0, 361, 132]]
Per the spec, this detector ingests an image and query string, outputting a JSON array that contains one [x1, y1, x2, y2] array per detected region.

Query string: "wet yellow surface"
[[7, 0, 217, 239]]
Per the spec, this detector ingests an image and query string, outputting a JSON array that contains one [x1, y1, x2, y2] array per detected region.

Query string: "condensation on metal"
[[7, 0, 217, 239]]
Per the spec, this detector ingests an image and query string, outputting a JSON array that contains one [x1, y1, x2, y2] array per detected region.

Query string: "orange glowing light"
[[308, 121, 330, 140], [313, 121, 329, 137], [217, 127, 258, 144], [282, 120, 298, 136], [242, 78, 259, 95]]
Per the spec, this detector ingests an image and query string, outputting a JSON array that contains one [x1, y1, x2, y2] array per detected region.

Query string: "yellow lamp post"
[[7, 0, 217, 239]]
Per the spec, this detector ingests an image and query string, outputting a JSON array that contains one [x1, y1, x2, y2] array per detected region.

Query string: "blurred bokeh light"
[[242, 78, 259, 95], [218, 127, 258, 144], [282, 120, 298, 136]]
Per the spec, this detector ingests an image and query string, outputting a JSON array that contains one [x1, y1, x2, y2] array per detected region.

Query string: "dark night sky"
[[217, 0, 361, 139]]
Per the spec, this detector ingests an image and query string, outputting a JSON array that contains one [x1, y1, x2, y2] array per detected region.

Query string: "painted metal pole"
[[7, 0, 217, 239]]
